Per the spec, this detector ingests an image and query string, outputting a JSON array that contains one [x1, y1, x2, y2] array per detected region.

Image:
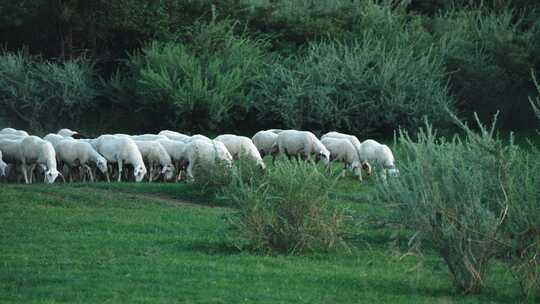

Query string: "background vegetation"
[[1, 0, 539, 134]]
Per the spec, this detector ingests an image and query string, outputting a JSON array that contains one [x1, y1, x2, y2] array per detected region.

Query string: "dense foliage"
[[375, 114, 539, 295], [1, 0, 539, 134], [224, 159, 345, 253]]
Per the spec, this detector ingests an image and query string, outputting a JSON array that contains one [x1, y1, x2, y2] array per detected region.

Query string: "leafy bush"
[[430, 8, 537, 128], [531, 72, 540, 121], [375, 113, 521, 294], [190, 157, 233, 197], [252, 37, 454, 135], [225, 159, 345, 253], [504, 148, 540, 299], [116, 20, 268, 132], [0, 52, 98, 131]]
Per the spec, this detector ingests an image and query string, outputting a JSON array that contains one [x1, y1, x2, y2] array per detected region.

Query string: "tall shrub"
[[431, 8, 536, 129], [252, 37, 454, 135], [121, 21, 268, 132], [225, 159, 345, 253], [375, 114, 521, 294], [0, 52, 98, 131]]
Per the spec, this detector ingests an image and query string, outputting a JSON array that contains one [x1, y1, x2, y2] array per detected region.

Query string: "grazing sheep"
[[158, 130, 191, 142], [94, 135, 147, 182], [0, 150, 7, 177], [252, 130, 279, 160], [130, 134, 169, 142], [358, 139, 398, 178], [57, 128, 78, 138], [189, 134, 212, 142], [183, 139, 233, 180], [0, 138, 23, 181], [275, 130, 330, 164], [0, 128, 29, 137], [267, 129, 285, 134], [321, 137, 370, 180], [321, 131, 362, 158], [19, 136, 61, 184], [156, 138, 188, 181], [133, 141, 175, 182], [44, 133, 73, 150], [215, 134, 265, 169], [55, 140, 108, 182], [0, 133, 26, 141]]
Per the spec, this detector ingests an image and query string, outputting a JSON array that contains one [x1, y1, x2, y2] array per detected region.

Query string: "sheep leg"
[[29, 164, 36, 184], [117, 160, 123, 182], [84, 165, 94, 182], [21, 163, 30, 184], [148, 165, 154, 183], [187, 162, 194, 181]]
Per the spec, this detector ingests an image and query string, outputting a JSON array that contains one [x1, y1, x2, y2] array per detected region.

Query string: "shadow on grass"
[[174, 240, 242, 256]]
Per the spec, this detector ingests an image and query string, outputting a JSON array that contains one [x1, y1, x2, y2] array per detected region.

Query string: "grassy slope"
[[0, 173, 527, 304]]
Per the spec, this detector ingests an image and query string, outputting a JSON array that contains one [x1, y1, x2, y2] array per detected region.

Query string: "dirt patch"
[[86, 187, 231, 210]]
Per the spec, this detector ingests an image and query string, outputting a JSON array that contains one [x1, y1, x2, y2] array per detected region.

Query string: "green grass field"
[[0, 170, 529, 304]]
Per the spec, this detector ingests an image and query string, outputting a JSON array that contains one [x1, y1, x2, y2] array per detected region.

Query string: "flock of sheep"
[[0, 127, 398, 184]]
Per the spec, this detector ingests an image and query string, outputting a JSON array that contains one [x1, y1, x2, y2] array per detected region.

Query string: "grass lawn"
[[0, 169, 529, 304]]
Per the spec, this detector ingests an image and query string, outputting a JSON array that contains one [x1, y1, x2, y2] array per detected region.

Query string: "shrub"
[[375, 114, 520, 294], [225, 159, 345, 253], [0, 52, 98, 131], [118, 20, 268, 132], [252, 37, 454, 135], [430, 8, 537, 129], [531, 72, 540, 121], [504, 148, 540, 299], [190, 157, 233, 197]]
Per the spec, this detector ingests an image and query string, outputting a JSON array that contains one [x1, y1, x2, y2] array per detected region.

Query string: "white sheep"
[[156, 138, 188, 181], [0, 150, 7, 177], [0, 133, 26, 141], [183, 139, 233, 180], [215, 134, 266, 169], [19, 136, 61, 184], [0, 138, 22, 181], [321, 137, 371, 180], [267, 129, 285, 134], [94, 135, 147, 182], [321, 131, 362, 158], [130, 134, 169, 142], [158, 130, 191, 142], [252, 130, 279, 159], [0, 128, 29, 137], [57, 128, 78, 138], [133, 140, 175, 182], [275, 130, 330, 164], [358, 139, 399, 178], [189, 134, 212, 142], [55, 140, 108, 182], [44, 133, 72, 150]]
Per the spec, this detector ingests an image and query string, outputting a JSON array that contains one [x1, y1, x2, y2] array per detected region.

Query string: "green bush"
[[531, 72, 540, 121], [252, 37, 454, 134], [115, 21, 268, 132], [375, 114, 519, 294], [430, 8, 537, 128], [0, 52, 98, 131], [225, 159, 345, 253], [190, 157, 233, 197], [504, 148, 540, 299]]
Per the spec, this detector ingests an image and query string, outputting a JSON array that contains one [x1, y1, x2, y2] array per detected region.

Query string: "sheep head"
[[96, 157, 108, 174], [44, 168, 59, 184], [134, 165, 147, 182], [161, 164, 175, 181]]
